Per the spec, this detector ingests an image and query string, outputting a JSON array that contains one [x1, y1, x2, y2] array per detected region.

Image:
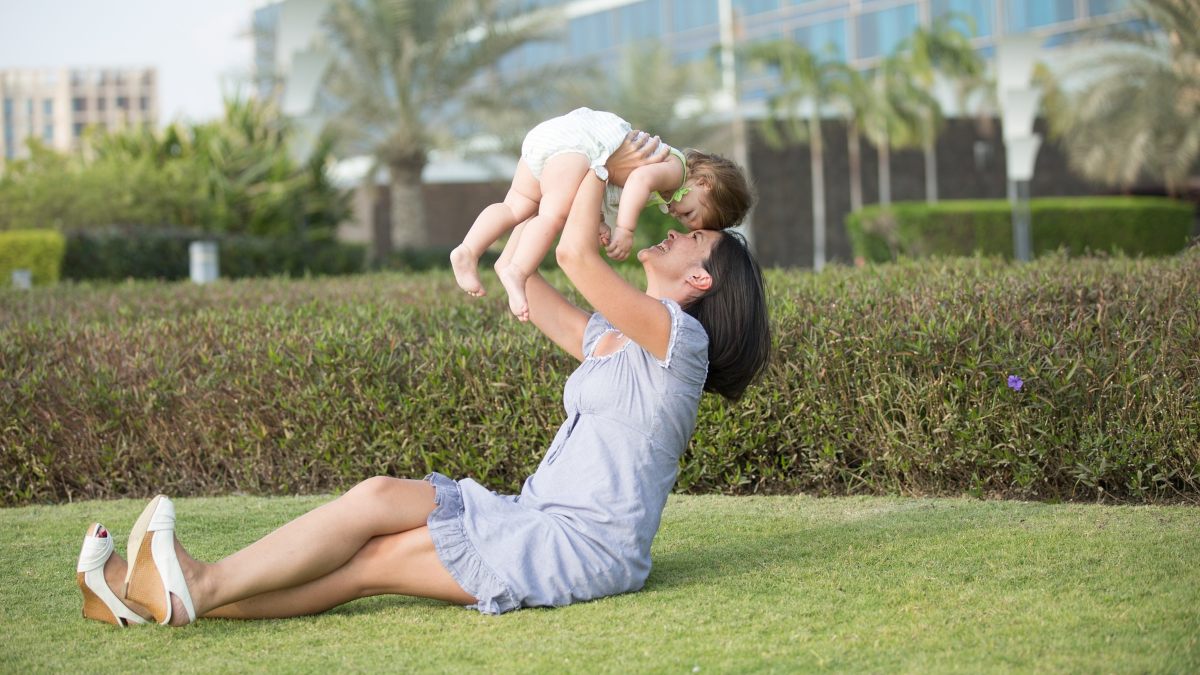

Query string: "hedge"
[[61, 227, 366, 281], [846, 197, 1195, 262], [0, 229, 65, 287], [2, 250, 1198, 506]]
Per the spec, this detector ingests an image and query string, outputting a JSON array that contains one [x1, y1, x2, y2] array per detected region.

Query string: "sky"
[[0, 0, 265, 124]]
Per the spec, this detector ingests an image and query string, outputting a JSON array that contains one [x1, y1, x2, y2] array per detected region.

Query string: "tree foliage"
[[1040, 0, 1200, 192], [0, 98, 348, 236]]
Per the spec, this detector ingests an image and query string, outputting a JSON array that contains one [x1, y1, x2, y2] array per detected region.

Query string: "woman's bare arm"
[[496, 221, 590, 361], [555, 175, 672, 360]]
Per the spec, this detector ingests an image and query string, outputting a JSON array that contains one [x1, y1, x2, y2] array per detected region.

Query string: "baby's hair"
[[685, 150, 755, 231]]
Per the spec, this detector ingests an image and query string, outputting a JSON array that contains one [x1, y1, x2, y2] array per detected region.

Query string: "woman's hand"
[[605, 130, 670, 186]]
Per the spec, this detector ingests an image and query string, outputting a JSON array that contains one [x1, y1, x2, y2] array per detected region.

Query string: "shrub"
[[0, 229, 65, 287], [62, 227, 365, 281], [1, 250, 1197, 506], [847, 197, 1195, 262]]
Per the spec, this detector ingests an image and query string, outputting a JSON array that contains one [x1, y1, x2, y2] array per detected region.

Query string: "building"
[[0, 67, 159, 168], [258, 0, 1139, 265]]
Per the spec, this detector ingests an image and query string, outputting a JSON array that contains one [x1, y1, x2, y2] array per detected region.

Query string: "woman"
[[75, 133, 771, 625]]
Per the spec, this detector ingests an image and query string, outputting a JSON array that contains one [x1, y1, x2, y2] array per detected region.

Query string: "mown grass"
[[3, 494, 1197, 673]]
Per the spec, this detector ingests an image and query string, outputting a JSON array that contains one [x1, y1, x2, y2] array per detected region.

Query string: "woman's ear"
[[685, 266, 713, 293]]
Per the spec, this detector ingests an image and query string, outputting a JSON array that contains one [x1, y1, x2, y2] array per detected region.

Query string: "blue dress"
[[425, 298, 709, 614]]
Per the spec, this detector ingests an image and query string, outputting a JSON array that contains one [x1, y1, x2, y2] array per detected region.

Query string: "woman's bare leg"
[[166, 477, 441, 625], [497, 153, 590, 321], [204, 527, 474, 620], [451, 159, 541, 297]]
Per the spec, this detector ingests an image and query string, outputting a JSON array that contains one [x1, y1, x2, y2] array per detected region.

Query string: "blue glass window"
[[1088, 0, 1128, 16], [673, 0, 717, 31], [43, 99, 53, 116], [2, 97, 12, 117], [737, 0, 779, 14], [569, 12, 613, 55], [1007, 0, 1074, 31], [794, 19, 847, 61], [617, 0, 662, 43], [43, 124, 53, 142], [932, 0, 993, 37], [857, 3, 919, 59]]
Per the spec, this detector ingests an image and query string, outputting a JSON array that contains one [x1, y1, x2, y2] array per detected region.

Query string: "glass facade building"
[[499, 0, 1131, 105]]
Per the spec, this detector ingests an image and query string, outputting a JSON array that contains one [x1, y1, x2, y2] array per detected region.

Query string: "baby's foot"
[[498, 265, 530, 321], [450, 245, 485, 297]]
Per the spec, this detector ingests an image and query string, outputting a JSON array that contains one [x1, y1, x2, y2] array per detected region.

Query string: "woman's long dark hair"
[[682, 230, 771, 401]]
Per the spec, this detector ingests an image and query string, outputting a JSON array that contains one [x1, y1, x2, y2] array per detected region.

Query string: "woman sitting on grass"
[[74, 133, 771, 625]]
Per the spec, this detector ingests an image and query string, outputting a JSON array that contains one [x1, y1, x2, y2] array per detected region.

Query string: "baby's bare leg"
[[499, 153, 590, 320], [452, 160, 540, 297]]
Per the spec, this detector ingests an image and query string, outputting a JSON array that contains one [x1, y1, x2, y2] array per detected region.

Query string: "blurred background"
[[1, 0, 1197, 279]]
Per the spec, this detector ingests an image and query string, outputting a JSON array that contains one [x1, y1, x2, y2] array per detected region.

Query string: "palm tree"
[[745, 41, 847, 270], [320, 0, 560, 259], [899, 16, 986, 203], [1039, 0, 1200, 194], [860, 54, 940, 207]]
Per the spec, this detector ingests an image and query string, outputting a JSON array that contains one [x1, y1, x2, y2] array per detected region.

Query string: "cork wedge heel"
[[75, 523, 147, 627], [124, 495, 196, 626]]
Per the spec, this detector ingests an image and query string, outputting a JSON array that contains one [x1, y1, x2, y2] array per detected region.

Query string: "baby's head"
[[672, 150, 754, 232]]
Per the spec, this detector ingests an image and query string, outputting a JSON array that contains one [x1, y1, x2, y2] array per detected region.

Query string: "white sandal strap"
[[76, 530, 113, 573], [148, 497, 197, 623], [77, 526, 147, 625]]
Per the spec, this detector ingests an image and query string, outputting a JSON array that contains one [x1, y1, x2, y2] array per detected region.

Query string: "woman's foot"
[[125, 495, 199, 626], [497, 264, 530, 321], [450, 245, 485, 297]]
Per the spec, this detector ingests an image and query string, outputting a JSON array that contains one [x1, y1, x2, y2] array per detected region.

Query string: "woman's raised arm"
[[495, 220, 590, 361], [555, 174, 672, 361]]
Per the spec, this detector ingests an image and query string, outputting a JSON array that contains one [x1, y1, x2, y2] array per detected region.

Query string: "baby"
[[450, 107, 752, 320]]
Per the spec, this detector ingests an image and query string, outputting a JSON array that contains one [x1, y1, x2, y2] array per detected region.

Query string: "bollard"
[[11, 268, 33, 290], [189, 241, 219, 284]]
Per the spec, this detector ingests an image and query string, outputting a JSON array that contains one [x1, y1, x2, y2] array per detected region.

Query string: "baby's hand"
[[598, 223, 612, 248], [606, 226, 634, 261]]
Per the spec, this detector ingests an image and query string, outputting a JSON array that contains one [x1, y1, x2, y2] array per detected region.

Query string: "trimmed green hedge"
[[847, 197, 1195, 262], [2, 251, 1198, 506], [0, 229, 65, 287], [62, 227, 366, 281]]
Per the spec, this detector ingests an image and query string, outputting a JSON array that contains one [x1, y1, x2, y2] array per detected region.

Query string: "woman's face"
[[638, 228, 720, 288]]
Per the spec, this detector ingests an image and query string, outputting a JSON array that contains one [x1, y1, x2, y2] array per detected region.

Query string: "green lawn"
[[3, 494, 1197, 673]]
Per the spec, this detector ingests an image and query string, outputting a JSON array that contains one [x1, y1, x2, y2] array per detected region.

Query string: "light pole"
[[717, 0, 753, 252], [996, 35, 1043, 263]]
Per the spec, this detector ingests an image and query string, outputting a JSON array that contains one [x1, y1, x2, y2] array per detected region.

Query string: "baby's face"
[[666, 183, 713, 231]]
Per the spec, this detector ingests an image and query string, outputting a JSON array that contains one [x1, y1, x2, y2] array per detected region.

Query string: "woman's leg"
[[451, 159, 541, 297], [204, 526, 474, 619], [167, 477, 442, 625], [497, 153, 590, 320]]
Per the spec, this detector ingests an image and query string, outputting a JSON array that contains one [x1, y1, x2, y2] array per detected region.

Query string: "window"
[[932, 0, 993, 37], [617, 1, 662, 43], [3, 97, 13, 118], [794, 19, 848, 60], [43, 99, 53, 116], [97, 97, 107, 112], [568, 12, 612, 56], [73, 122, 85, 137], [673, 0, 717, 31], [43, 124, 53, 142], [140, 96, 150, 111], [857, 3, 919, 59], [73, 97, 87, 112], [1088, 0, 1128, 16], [1006, 0, 1074, 31], [737, 0, 779, 13], [117, 96, 129, 110]]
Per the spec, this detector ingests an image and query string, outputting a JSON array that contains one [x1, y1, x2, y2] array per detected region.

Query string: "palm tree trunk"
[[923, 114, 938, 203], [878, 136, 892, 207], [847, 116, 862, 213], [388, 160, 428, 251], [810, 114, 826, 271]]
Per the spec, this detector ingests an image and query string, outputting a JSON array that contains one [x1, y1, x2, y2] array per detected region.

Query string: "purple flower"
[[1007, 375, 1024, 391]]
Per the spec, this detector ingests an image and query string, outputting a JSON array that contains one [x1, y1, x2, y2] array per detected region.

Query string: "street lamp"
[[996, 35, 1043, 263]]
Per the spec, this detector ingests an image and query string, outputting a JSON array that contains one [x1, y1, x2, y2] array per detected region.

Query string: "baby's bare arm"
[[615, 159, 685, 236]]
